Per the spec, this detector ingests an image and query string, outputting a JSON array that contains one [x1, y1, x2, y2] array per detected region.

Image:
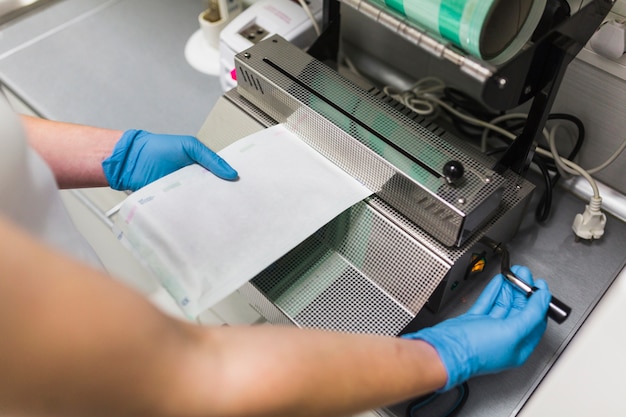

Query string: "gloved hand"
[[403, 265, 551, 391], [102, 129, 238, 191]]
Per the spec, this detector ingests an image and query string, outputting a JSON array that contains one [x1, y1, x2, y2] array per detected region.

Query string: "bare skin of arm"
[[0, 215, 446, 417], [19, 115, 122, 189]]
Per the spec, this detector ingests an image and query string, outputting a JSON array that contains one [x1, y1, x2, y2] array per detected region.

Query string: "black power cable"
[[438, 87, 585, 223], [404, 382, 470, 417]]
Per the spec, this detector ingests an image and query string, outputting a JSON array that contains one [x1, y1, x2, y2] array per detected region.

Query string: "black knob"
[[443, 160, 465, 184]]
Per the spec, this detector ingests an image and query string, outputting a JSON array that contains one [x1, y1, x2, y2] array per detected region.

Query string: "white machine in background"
[[185, 0, 243, 76], [218, 0, 323, 91]]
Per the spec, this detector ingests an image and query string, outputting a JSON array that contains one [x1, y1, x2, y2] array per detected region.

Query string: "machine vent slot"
[[237, 66, 264, 94]]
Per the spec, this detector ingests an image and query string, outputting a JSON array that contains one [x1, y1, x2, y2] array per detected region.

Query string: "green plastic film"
[[381, 0, 546, 64]]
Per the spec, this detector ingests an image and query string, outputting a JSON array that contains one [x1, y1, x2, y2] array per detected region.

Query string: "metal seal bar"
[[234, 35, 505, 246]]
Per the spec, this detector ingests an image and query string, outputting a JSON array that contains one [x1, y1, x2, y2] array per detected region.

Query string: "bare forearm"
[[0, 216, 190, 417], [178, 325, 446, 417], [0, 216, 445, 417], [20, 115, 122, 189]]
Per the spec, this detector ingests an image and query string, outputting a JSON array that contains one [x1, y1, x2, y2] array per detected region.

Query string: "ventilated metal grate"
[[250, 200, 450, 336], [293, 269, 413, 334]]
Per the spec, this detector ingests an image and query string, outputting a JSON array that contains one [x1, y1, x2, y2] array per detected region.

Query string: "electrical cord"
[[499, 116, 585, 178], [382, 80, 594, 181], [383, 77, 446, 116], [532, 154, 554, 222], [547, 124, 599, 197], [442, 87, 503, 139], [404, 382, 469, 417], [549, 124, 626, 177], [545, 113, 586, 166], [428, 99, 560, 222], [481, 113, 585, 222], [477, 113, 601, 224], [383, 78, 626, 238], [481, 112, 551, 153], [448, 105, 601, 214], [465, 111, 613, 200], [472, 111, 611, 237], [296, 0, 320, 36]]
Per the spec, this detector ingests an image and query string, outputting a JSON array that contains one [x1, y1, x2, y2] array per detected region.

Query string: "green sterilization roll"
[[381, 0, 547, 65]]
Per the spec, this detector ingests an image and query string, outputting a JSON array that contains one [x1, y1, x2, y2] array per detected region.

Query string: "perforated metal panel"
[[219, 41, 534, 335], [234, 35, 505, 246], [250, 199, 450, 335], [207, 106, 533, 336], [242, 175, 533, 334]]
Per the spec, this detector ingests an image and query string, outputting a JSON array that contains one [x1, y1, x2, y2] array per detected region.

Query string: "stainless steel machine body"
[[235, 35, 506, 248], [200, 36, 535, 336]]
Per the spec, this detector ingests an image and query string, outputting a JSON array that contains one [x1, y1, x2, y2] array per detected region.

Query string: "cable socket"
[[572, 196, 607, 241]]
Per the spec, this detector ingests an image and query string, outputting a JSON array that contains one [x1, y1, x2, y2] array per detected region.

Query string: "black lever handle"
[[503, 271, 571, 324], [480, 236, 571, 324]]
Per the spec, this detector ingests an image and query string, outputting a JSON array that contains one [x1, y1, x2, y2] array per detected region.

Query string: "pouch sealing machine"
[[198, 0, 612, 337], [227, 34, 532, 331], [193, 3, 618, 415]]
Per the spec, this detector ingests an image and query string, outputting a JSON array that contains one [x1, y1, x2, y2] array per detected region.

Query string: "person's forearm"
[[0, 215, 190, 417], [0, 216, 446, 417], [20, 115, 122, 189], [176, 325, 446, 417]]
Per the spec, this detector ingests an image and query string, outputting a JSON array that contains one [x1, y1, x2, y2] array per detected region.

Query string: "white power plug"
[[572, 196, 607, 241], [589, 18, 626, 60]]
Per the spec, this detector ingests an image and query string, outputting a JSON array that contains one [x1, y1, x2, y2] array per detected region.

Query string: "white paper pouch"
[[114, 124, 372, 319]]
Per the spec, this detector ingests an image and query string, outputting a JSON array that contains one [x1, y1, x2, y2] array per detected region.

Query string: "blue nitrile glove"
[[102, 129, 238, 191], [403, 265, 551, 392]]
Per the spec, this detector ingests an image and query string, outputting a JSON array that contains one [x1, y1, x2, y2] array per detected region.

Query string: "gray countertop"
[[0, 0, 221, 135]]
